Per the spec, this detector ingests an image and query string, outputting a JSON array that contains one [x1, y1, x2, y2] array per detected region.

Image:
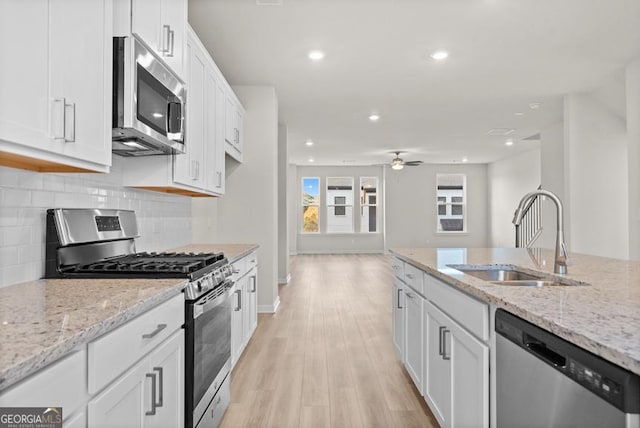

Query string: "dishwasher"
[[495, 309, 640, 428]]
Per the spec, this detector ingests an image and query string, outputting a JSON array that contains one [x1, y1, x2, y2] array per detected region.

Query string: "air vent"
[[256, 0, 283, 5], [487, 128, 515, 136]]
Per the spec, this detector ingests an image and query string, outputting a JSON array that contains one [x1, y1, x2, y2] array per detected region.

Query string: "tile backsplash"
[[0, 160, 192, 288]]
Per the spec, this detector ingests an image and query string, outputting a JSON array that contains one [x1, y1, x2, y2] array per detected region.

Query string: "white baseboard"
[[278, 273, 291, 285], [258, 296, 280, 314]]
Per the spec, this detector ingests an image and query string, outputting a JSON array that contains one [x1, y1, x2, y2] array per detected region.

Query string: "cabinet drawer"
[[230, 258, 246, 282], [404, 263, 424, 295], [88, 294, 183, 394], [0, 349, 86, 417], [423, 273, 488, 341], [391, 258, 404, 279]]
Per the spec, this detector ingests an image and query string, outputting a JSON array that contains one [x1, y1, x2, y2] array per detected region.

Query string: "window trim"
[[436, 174, 467, 234]]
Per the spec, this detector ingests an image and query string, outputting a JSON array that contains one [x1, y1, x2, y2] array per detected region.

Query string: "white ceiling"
[[188, 0, 640, 166]]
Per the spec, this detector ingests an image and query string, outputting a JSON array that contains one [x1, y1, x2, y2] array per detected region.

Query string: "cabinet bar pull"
[[438, 326, 446, 356], [235, 289, 241, 311], [153, 367, 164, 407], [397, 289, 403, 309], [145, 372, 157, 415], [167, 29, 175, 57], [406, 273, 414, 280], [162, 25, 171, 53], [142, 323, 167, 339], [442, 329, 451, 360], [251, 276, 257, 293], [52, 98, 65, 140], [64, 101, 75, 142]]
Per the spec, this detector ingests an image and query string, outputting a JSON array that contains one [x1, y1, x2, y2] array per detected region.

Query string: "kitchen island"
[[390, 247, 640, 375]]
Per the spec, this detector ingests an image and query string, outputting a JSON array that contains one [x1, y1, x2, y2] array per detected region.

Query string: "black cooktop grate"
[[69, 252, 225, 275]]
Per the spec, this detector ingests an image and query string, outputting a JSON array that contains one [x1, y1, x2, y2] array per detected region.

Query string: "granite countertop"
[[170, 243, 259, 263], [0, 278, 186, 392], [389, 247, 640, 375]]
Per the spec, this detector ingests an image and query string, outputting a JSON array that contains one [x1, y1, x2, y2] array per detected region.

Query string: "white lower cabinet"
[[230, 252, 259, 369], [404, 287, 424, 394], [88, 329, 184, 428], [392, 278, 405, 360], [423, 301, 489, 428]]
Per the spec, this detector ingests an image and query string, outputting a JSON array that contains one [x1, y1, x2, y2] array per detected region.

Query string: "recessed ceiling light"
[[462, 157, 468, 163], [505, 140, 514, 146], [529, 102, 541, 110], [308, 158, 315, 163], [308, 50, 325, 61], [305, 140, 314, 146], [430, 50, 449, 61], [368, 114, 380, 122]]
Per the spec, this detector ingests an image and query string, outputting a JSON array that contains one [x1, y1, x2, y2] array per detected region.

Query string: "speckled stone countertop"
[[390, 247, 640, 375], [0, 278, 186, 392], [171, 243, 259, 263]]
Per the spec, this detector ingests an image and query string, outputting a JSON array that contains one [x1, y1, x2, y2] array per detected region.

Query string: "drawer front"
[[87, 293, 184, 394], [391, 258, 404, 279], [230, 258, 246, 282], [0, 349, 87, 417], [404, 263, 424, 295], [423, 273, 488, 341]]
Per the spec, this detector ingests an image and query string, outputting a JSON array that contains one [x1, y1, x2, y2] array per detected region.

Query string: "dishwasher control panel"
[[496, 309, 640, 413]]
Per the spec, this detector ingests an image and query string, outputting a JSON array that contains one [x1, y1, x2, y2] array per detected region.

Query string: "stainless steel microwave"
[[112, 36, 185, 156]]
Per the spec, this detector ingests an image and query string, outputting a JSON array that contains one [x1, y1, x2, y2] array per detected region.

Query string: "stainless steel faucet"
[[513, 189, 569, 274]]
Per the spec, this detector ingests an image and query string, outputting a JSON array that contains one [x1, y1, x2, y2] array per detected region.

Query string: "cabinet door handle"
[[162, 25, 171, 53], [235, 289, 242, 311], [64, 101, 75, 142], [406, 273, 414, 280], [142, 323, 167, 339], [153, 367, 164, 408], [438, 326, 446, 356], [145, 372, 157, 415], [397, 289, 403, 309], [167, 29, 175, 57], [442, 328, 451, 361], [52, 98, 66, 140], [251, 276, 256, 293]]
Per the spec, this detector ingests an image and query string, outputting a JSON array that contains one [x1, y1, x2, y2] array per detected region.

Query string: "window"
[[326, 177, 353, 233], [301, 177, 320, 233], [436, 174, 466, 233], [360, 177, 378, 232]]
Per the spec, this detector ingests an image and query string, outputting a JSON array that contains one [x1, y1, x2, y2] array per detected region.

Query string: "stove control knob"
[[197, 280, 204, 291]]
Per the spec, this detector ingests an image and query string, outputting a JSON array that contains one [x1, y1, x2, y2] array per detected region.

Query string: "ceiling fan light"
[[391, 163, 404, 170]]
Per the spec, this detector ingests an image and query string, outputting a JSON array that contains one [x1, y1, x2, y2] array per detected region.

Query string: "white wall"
[[295, 165, 385, 253], [0, 159, 192, 288], [277, 124, 290, 283], [385, 163, 489, 249], [192, 86, 280, 312], [627, 58, 640, 260], [565, 92, 629, 259], [487, 149, 541, 247], [288, 164, 298, 255]]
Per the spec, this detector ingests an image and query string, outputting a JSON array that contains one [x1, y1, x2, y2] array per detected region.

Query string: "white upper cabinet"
[[130, 0, 185, 76], [0, 0, 112, 173], [224, 94, 244, 162]]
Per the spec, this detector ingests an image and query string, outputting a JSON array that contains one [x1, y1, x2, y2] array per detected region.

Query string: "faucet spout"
[[513, 189, 569, 274]]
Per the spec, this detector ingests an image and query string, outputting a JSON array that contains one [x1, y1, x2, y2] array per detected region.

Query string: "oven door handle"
[[193, 288, 231, 319]]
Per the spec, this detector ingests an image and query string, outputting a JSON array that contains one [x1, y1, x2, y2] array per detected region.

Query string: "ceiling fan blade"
[[404, 160, 423, 165]]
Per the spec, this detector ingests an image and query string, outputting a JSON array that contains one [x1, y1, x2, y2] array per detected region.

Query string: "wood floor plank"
[[219, 254, 437, 428]]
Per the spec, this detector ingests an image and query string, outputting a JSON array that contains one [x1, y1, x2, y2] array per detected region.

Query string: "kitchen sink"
[[451, 266, 587, 287], [456, 268, 542, 282]]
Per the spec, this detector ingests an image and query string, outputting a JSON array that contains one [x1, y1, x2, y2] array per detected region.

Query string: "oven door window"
[[136, 64, 174, 136], [193, 294, 231, 407]]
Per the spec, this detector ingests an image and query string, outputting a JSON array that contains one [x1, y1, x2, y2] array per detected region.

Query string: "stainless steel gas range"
[[45, 208, 232, 428]]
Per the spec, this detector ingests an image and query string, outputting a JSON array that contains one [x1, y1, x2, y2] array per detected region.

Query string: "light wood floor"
[[220, 254, 438, 428]]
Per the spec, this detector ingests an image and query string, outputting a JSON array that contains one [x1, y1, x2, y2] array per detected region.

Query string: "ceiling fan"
[[390, 151, 423, 170]]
